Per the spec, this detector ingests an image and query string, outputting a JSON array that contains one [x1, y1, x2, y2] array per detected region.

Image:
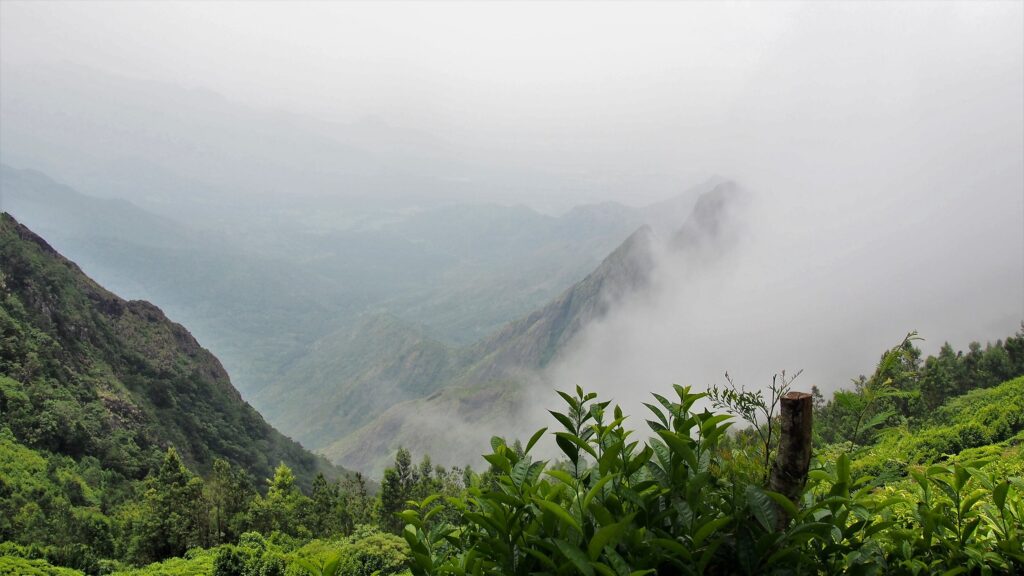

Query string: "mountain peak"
[[671, 180, 743, 251]]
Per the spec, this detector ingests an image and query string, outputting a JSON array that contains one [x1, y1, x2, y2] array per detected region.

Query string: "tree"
[[308, 472, 349, 537], [979, 342, 1013, 388], [343, 472, 373, 529], [124, 447, 208, 563], [206, 458, 254, 545], [379, 447, 416, 533], [247, 462, 311, 538], [920, 343, 961, 410]]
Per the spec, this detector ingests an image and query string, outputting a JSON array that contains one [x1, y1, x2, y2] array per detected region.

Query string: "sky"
[[1, 2, 795, 129], [2, 1, 1023, 400], [3, 1, 1021, 207]]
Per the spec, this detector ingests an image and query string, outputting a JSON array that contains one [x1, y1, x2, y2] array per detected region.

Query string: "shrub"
[[337, 529, 409, 576], [401, 384, 1024, 575], [0, 555, 85, 576]]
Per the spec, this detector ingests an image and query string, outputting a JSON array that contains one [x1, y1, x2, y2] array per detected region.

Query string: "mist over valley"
[[1, 3, 1022, 574]]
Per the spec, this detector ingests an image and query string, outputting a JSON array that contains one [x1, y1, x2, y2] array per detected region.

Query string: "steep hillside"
[[286, 226, 656, 471], [318, 182, 741, 473], [0, 213, 339, 489], [465, 224, 655, 375], [1, 162, 734, 476]]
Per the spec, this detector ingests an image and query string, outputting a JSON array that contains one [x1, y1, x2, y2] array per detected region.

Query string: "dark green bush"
[[213, 546, 251, 576]]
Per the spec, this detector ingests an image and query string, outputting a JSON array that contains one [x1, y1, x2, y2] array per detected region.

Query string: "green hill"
[[853, 376, 1024, 479], [0, 212, 339, 489]]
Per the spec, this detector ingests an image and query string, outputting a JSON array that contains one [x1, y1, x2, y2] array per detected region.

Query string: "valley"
[[1, 3, 1021, 573]]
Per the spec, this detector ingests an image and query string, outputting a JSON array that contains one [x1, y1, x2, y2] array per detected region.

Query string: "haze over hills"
[[0, 62, 696, 219], [1, 3, 1022, 573], [1, 10, 1021, 482], [0, 164, 352, 399], [0, 163, 716, 470], [0, 213, 340, 490], [316, 182, 743, 473]]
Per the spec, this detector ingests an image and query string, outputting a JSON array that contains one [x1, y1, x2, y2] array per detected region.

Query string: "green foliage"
[[291, 528, 410, 576], [0, 555, 85, 576], [402, 384, 742, 575], [0, 430, 116, 569], [106, 547, 219, 576], [852, 377, 1024, 480], [207, 458, 257, 546], [307, 473, 349, 538], [247, 463, 313, 539], [817, 328, 1024, 446], [335, 526, 410, 576], [212, 545, 254, 576], [378, 448, 467, 535], [709, 369, 799, 480], [402, 383, 1024, 575], [119, 448, 208, 564], [0, 427, 372, 572], [0, 213, 338, 490], [380, 448, 418, 534]]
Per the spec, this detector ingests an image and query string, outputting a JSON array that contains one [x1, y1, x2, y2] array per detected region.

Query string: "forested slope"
[[0, 213, 337, 487]]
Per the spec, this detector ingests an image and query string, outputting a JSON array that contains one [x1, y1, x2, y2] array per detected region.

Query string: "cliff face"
[[0, 213, 339, 489]]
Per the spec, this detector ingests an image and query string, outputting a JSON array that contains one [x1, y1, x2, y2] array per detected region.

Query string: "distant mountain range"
[[312, 182, 742, 473], [0, 213, 341, 489], [0, 161, 737, 474]]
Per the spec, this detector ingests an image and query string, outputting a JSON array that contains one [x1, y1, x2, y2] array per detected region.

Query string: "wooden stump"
[[769, 391, 813, 530]]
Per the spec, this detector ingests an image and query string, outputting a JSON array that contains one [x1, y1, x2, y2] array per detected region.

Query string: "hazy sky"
[[2, 1, 1023, 336], [4, 1, 1022, 206]]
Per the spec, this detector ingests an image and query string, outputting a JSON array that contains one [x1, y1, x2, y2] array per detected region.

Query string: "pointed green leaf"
[[525, 427, 548, 454], [746, 485, 777, 532], [555, 538, 595, 576], [693, 515, 732, 547], [583, 474, 618, 510], [588, 521, 628, 560], [534, 497, 582, 534]]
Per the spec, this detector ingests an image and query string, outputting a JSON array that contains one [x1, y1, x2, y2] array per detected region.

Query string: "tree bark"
[[769, 391, 813, 530]]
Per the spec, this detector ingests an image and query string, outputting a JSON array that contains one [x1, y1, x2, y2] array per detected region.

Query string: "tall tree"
[[920, 343, 961, 411], [124, 447, 208, 563], [247, 462, 311, 538], [206, 458, 255, 545], [379, 447, 416, 533], [308, 472, 349, 537]]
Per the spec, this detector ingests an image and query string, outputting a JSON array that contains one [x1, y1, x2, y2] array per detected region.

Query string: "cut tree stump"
[[769, 391, 813, 530]]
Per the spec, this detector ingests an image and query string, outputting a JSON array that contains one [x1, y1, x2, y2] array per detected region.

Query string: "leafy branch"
[[848, 331, 921, 446], [708, 369, 802, 481]]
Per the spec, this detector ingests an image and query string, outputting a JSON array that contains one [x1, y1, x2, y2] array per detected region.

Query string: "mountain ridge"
[[317, 182, 742, 473], [0, 213, 341, 489]]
